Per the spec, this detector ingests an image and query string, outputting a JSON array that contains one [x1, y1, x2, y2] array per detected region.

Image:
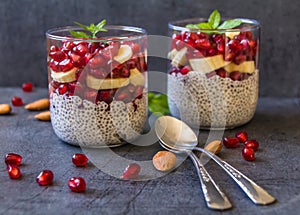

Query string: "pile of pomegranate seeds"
[[11, 96, 23, 106], [222, 131, 260, 161], [121, 163, 141, 179]]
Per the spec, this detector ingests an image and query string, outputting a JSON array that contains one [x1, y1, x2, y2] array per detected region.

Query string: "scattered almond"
[[0, 104, 12, 115], [204, 140, 223, 155], [34, 111, 50, 121], [152, 151, 176, 171], [25, 98, 50, 111]]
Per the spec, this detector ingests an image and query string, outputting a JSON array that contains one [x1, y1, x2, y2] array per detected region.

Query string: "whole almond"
[[34, 111, 51, 121], [153, 151, 176, 172], [204, 140, 222, 155], [25, 98, 50, 111], [0, 104, 12, 115]]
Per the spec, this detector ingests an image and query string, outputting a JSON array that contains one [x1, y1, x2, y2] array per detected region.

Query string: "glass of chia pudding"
[[46, 21, 147, 147], [167, 11, 260, 129]]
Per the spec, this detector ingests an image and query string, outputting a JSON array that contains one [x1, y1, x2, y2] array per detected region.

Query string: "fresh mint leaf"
[[198, 22, 212, 29], [218, 19, 242, 29], [208, 9, 221, 29], [70, 19, 107, 38], [185, 24, 199, 29], [148, 93, 170, 116], [69, 30, 90, 39]]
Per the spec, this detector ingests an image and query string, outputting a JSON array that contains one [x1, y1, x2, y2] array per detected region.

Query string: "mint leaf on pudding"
[[70, 19, 108, 39], [208, 9, 221, 29], [218, 19, 243, 29], [185, 9, 243, 30], [148, 93, 170, 115]]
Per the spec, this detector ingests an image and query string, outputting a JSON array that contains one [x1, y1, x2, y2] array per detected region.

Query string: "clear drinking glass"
[[167, 18, 260, 129], [46, 25, 148, 147]]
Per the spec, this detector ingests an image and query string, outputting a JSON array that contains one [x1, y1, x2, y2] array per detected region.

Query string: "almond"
[[34, 111, 51, 121], [0, 104, 12, 115], [152, 151, 176, 171], [204, 140, 222, 155], [25, 98, 50, 111]]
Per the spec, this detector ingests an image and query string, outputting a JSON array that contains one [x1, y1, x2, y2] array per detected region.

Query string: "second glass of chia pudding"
[[167, 11, 260, 129], [46, 20, 148, 147]]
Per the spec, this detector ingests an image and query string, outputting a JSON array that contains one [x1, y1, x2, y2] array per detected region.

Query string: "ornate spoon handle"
[[189, 152, 232, 210]]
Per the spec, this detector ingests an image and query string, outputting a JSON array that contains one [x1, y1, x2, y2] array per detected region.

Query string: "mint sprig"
[[185, 10, 242, 30], [69, 19, 108, 39], [148, 93, 170, 116]]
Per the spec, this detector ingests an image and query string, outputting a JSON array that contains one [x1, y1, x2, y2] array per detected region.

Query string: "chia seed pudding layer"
[[50, 93, 147, 147], [168, 70, 259, 129]]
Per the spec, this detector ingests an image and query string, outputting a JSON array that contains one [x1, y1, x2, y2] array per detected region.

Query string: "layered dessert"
[[47, 23, 147, 147], [168, 16, 259, 129]]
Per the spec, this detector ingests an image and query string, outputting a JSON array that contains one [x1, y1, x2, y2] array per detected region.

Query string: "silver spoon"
[[155, 116, 276, 206], [155, 117, 232, 210]]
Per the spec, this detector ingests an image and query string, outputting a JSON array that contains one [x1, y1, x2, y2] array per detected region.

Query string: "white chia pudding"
[[50, 93, 147, 147], [168, 70, 259, 129]]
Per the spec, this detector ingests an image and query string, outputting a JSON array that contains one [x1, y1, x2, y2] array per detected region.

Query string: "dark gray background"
[[0, 0, 299, 97]]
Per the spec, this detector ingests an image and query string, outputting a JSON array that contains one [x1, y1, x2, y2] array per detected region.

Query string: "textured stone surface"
[[0, 87, 300, 214], [0, 0, 299, 97]]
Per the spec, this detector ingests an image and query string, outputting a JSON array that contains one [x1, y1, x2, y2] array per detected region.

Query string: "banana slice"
[[189, 55, 230, 73], [171, 47, 187, 67], [86, 74, 130, 90], [224, 61, 255, 74], [225, 32, 240, 39], [113, 45, 133, 64], [168, 49, 178, 60], [51, 67, 77, 83], [130, 68, 145, 86]]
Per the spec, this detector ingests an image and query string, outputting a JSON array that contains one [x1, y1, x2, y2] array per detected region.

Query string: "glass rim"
[[168, 18, 260, 32], [46, 25, 147, 42]]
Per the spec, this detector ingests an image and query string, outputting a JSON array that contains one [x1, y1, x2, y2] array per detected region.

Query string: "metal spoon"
[[155, 116, 276, 205], [155, 117, 232, 210]]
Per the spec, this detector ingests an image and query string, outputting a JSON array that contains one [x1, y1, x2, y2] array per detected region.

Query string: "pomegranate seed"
[[68, 177, 86, 192], [5, 153, 22, 166], [245, 140, 259, 151], [84, 90, 98, 103], [58, 84, 69, 95], [207, 48, 217, 56], [50, 45, 60, 52], [229, 71, 242, 81], [216, 69, 227, 78], [236, 131, 248, 143], [7, 165, 21, 179], [224, 51, 235, 61], [70, 53, 86, 68], [11, 96, 23, 106], [180, 65, 191, 75], [36, 170, 54, 186], [223, 137, 239, 148], [184, 38, 195, 48], [72, 153, 88, 167], [73, 43, 89, 57], [242, 147, 255, 161], [88, 42, 100, 54], [89, 55, 106, 69], [49, 50, 68, 62], [121, 163, 141, 179], [234, 55, 247, 65], [58, 59, 74, 72], [98, 90, 114, 104], [131, 43, 141, 54], [49, 59, 60, 72], [63, 41, 75, 51], [195, 39, 211, 50], [90, 68, 107, 79], [22, 82, 33, 92], [217, 43, 225, 54]]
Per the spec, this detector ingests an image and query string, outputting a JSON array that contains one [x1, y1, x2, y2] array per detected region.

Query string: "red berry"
[[49, 50, 68, 62], [36, 170, 54, 186], [236, 131, 248, 143], [5, 153, 22, 166], [72, 154, 88, 167], [68, 177, 86, 192], [223, 137, 239, 148], [22, 82, 33, 92], [70, 53, 86, 68], [11, 96, 23, 106], [245, 140, 259, 151], [58, 59, 74, 72], [73, 43, 89, 57], [7, 165, 21, 179], [121, 163, 141, 179], [242, 147, 255, 161]]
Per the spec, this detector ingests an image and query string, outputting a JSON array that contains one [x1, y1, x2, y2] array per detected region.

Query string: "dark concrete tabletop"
[[0, 87, 299, 215]]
